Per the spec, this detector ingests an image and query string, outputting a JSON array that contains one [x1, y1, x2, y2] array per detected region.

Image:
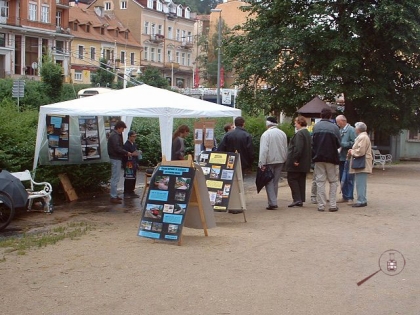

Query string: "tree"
[[91, 58, 115, 88], [40, 53, 64, 102], [136, 66, 169, 89], [225, 0, 420, 133]]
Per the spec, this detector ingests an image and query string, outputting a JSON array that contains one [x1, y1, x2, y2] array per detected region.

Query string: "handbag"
[[255, 166, 274, 193], [352, 155, 366, 169]]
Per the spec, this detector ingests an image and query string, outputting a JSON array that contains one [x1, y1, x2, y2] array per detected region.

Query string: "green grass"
[[0, 221, 94, 261]]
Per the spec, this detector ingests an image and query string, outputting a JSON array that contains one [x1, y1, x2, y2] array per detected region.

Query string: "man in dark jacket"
[[107, 121, 132, 204], [123, 130, 141, 198], [217, 116, 254, 173], [312, 108, 341, 212]]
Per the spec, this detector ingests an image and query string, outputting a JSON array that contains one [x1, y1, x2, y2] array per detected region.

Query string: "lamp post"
[[211, 8, 222, 104]]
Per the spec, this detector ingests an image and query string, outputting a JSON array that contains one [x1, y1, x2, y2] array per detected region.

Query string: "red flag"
[[194, 67, 200, 88], [220, 67, 225, 87]]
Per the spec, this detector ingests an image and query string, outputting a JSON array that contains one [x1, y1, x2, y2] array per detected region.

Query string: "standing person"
[[286, 116, 312, 207], [217, 116, 254, 173], [259, 117, 287, 210], [336, 115, 356, 204], [107, 121, 132, 204], [312, 108, 341, 212], [172, 125, 190, 160], [348, 122, 373, 207], [123, 131, 142, 198]]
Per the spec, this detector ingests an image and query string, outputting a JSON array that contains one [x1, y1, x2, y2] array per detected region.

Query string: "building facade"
[[98, 0, 196, 88], [0, 0, 72, 80], [69, 3, 142, 85]]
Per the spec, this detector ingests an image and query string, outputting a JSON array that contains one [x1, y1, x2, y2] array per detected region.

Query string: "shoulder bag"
[[352, 155, 366, 169]]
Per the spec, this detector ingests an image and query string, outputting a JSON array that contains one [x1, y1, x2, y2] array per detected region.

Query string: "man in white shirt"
[[259, 117, 288, 210]]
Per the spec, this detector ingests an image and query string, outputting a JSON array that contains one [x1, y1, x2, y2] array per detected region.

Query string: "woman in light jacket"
[[348, 122, 372, 207]]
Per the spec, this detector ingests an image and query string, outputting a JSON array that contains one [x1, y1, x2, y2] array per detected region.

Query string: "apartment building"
[[94, 0, 196, 88], [0, 0, 72, 80], [69, 3, 142, 84]]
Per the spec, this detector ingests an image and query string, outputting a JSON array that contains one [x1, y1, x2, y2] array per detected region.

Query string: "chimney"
[[94, 6, 104, 17]]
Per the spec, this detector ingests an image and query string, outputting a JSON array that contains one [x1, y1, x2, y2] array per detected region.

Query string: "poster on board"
[[198, 151, 238, 211], [46, 115, 70, 161], [138, 166, 196, 241], [79, 116, 101, 160]]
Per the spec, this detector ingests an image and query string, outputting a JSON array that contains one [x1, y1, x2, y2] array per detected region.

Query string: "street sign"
[[12, 80, 25, 98]]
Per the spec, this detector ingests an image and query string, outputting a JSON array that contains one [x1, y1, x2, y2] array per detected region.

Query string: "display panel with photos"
[[46, 115, 70, 161], [199, 152, 238, 211], [79, 116, 101, 160], [138, 166, 196, 241]]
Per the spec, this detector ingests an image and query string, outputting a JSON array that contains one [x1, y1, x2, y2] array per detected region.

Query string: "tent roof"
[[39, 84, 241, 118], [297, 96, 331, 114]]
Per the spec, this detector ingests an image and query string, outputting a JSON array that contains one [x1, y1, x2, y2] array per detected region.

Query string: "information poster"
[[199, 152, 237, 211], [46, 115, 70, 161], [79, 116, 101, 160], [138, 166, 196, 241], [104, 116, 121, 139]]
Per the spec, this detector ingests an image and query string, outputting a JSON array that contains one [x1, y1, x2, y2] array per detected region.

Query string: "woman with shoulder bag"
[[348, 122, 373, 207]]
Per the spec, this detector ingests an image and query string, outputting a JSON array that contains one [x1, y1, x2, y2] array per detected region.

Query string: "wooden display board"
[[138, 155, 215, 245], [193, 120, 216, 160], [198, 151, 247, 222]]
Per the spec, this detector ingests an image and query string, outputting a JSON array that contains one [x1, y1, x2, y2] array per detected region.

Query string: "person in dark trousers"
[[123, 130, 141, 198], [312, 108, 341, 212], [172, 125, 190, 160], [107, 121, 132, 204], [286, 116, 312, 207], [217, 116, 254, 173]]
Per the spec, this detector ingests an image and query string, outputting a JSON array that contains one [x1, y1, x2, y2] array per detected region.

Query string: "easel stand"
[[160, 155, 210, 246]]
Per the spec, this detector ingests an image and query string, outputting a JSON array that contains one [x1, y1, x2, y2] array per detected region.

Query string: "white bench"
[[11, 170, 53, 213], [372, 149, 392, 170]]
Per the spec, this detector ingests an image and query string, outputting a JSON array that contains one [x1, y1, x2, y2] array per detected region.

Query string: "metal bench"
[[372, 149, 392, 170], [11, 170, 53, 213]]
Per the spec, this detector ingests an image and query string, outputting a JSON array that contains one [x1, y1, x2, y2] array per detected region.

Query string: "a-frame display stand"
[[160, 155, 215, 245], [227, 155, 247, 222]]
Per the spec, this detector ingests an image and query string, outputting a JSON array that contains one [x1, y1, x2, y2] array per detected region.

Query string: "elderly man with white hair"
[[348, 122, 373, 207], [259, 116, 288, 210]]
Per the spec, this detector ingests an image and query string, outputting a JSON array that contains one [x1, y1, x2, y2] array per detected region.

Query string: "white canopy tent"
[[34, 84, 241, 169]]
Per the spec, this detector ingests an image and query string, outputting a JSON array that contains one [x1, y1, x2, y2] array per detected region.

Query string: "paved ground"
[[1, 162, 419, 315]]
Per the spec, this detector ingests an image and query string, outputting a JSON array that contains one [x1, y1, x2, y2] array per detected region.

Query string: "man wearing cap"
[[259, 116, 288, 210], [107, 121, 132, 204], [123, 130, 142, 198]]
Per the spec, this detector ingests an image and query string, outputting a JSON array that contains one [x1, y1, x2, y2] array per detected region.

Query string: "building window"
[[104, 2, 111, 10], [120, 51, 125, 64], [176, 51, 180, 63], [157, 49, 161, 62], [147, 0, 153, 9], [86, 25, 90, 33], [41, 5, 49, 23], [187, 53, 190, 66], [55, 40, 64, 53], [0, 33, 6, 47], [167, 50, 172, 62], [120, 0, 127, 9], [100, 27, 104, 35], [185, 7, 190, 19], [151, 23, 155, 35], [158, 25, 162, 35], [144, 47, 148, 60], [176, 29, 180, 41], [130, 52, 135, 66], [56, 10, 62, 26], [90, 47, 96, 60], [150, 48, 155, 62], [73, 22, 78, 31], [408, 129, 420, 142], [74, 71, 82, 81], [187, 31, 192, 41], [167, 26, 172, 39], [144, 21, 149, 35], [176, 5, 182, 17], [125, 31, 128, 39], [181, 53, 185, 65], [78, 45, 84, 60], [0, 1, 9, 18], [181, 30, 186, 41], [28, 3, 37, 21], [156, 0, 162, 11]]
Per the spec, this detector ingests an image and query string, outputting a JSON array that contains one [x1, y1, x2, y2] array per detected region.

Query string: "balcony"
[[167, 12, 177, 20], [56, 0, 70, 9], [181, 40, 193, 49], [150, 34, 165, 43]]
